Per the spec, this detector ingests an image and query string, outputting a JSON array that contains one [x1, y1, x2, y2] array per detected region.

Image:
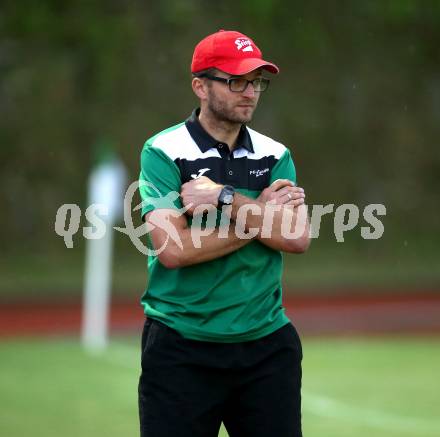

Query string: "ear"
[[192, 77, 208, 101]]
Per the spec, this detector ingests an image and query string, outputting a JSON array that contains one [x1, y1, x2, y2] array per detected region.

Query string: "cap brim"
[[216, 58, 280, 75]]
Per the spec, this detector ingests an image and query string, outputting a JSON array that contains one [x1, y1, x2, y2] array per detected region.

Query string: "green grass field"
[[1, 337, 439, 436]]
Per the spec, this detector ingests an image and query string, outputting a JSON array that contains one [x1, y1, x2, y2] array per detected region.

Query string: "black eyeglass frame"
[[195, 73, 270, 93]]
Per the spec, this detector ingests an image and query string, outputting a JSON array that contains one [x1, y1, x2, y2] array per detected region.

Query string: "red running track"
[[1, 291, 439, 338]]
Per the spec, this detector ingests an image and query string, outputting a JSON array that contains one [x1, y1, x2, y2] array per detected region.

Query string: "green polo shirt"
[[138, 109, 297, 342]]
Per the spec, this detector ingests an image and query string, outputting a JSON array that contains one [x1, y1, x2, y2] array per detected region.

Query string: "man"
[[138, 29, 310, 437]]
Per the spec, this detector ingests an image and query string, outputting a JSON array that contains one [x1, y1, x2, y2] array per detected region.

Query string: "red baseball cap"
[[191, 29, 279, 75]]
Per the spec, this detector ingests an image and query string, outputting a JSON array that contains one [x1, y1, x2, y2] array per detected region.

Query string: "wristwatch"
[[217, 185, 235, 209]]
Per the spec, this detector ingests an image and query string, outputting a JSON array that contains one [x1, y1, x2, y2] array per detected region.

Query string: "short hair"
[[191, 67, 218, 78], [192, 68, 218, 88]]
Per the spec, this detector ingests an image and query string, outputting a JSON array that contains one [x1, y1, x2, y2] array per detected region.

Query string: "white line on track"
[[303, 390, 440, 435]]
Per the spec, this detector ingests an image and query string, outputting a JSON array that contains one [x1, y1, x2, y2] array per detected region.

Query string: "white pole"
[[82, 157, 126, 352], [82, 214, 113, 351]]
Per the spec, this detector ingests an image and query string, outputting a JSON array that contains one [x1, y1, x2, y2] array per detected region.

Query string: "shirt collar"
[[185, 108, 254, 154]]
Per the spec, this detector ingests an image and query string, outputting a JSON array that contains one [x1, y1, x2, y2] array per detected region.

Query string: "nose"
[[242, 81, 256, 98]]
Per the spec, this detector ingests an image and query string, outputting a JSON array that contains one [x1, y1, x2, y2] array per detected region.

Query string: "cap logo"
[[235, 38, 253, 52]]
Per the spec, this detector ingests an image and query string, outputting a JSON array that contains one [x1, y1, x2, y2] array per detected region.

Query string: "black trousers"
[[138, 319, 303, 437]]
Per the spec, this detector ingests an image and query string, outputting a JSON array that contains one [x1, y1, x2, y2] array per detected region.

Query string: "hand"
[[181, 176, 223, 215], [258, 179, 305, 207]]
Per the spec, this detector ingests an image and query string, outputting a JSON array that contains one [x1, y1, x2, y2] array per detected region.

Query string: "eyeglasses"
[[196, 73, 270, 92]]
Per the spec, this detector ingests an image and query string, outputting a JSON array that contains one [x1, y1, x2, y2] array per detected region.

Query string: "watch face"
[[223, 194, 234, 204]]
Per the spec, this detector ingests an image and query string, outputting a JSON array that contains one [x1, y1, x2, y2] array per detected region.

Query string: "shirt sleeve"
[[138, 144, 182, 220], [269, 148, 297, 185]]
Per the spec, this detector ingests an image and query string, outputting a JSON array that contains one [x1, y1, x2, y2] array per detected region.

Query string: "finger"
[[270, 179, 295, 192], [282, 197, 304, 206], [286, 194, 305, 204], [284, 186, 305, 195], [291, 191, 305, 200], [271, 190, 305, 204], [286, 198, 305, 207], [276, 186, 305, 198]]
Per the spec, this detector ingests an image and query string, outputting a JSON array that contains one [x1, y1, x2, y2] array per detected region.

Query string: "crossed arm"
[[144, 178, 310, 269]]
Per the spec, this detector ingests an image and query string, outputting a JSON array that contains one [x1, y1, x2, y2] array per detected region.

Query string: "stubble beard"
[[207, 89, 256, 125]]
